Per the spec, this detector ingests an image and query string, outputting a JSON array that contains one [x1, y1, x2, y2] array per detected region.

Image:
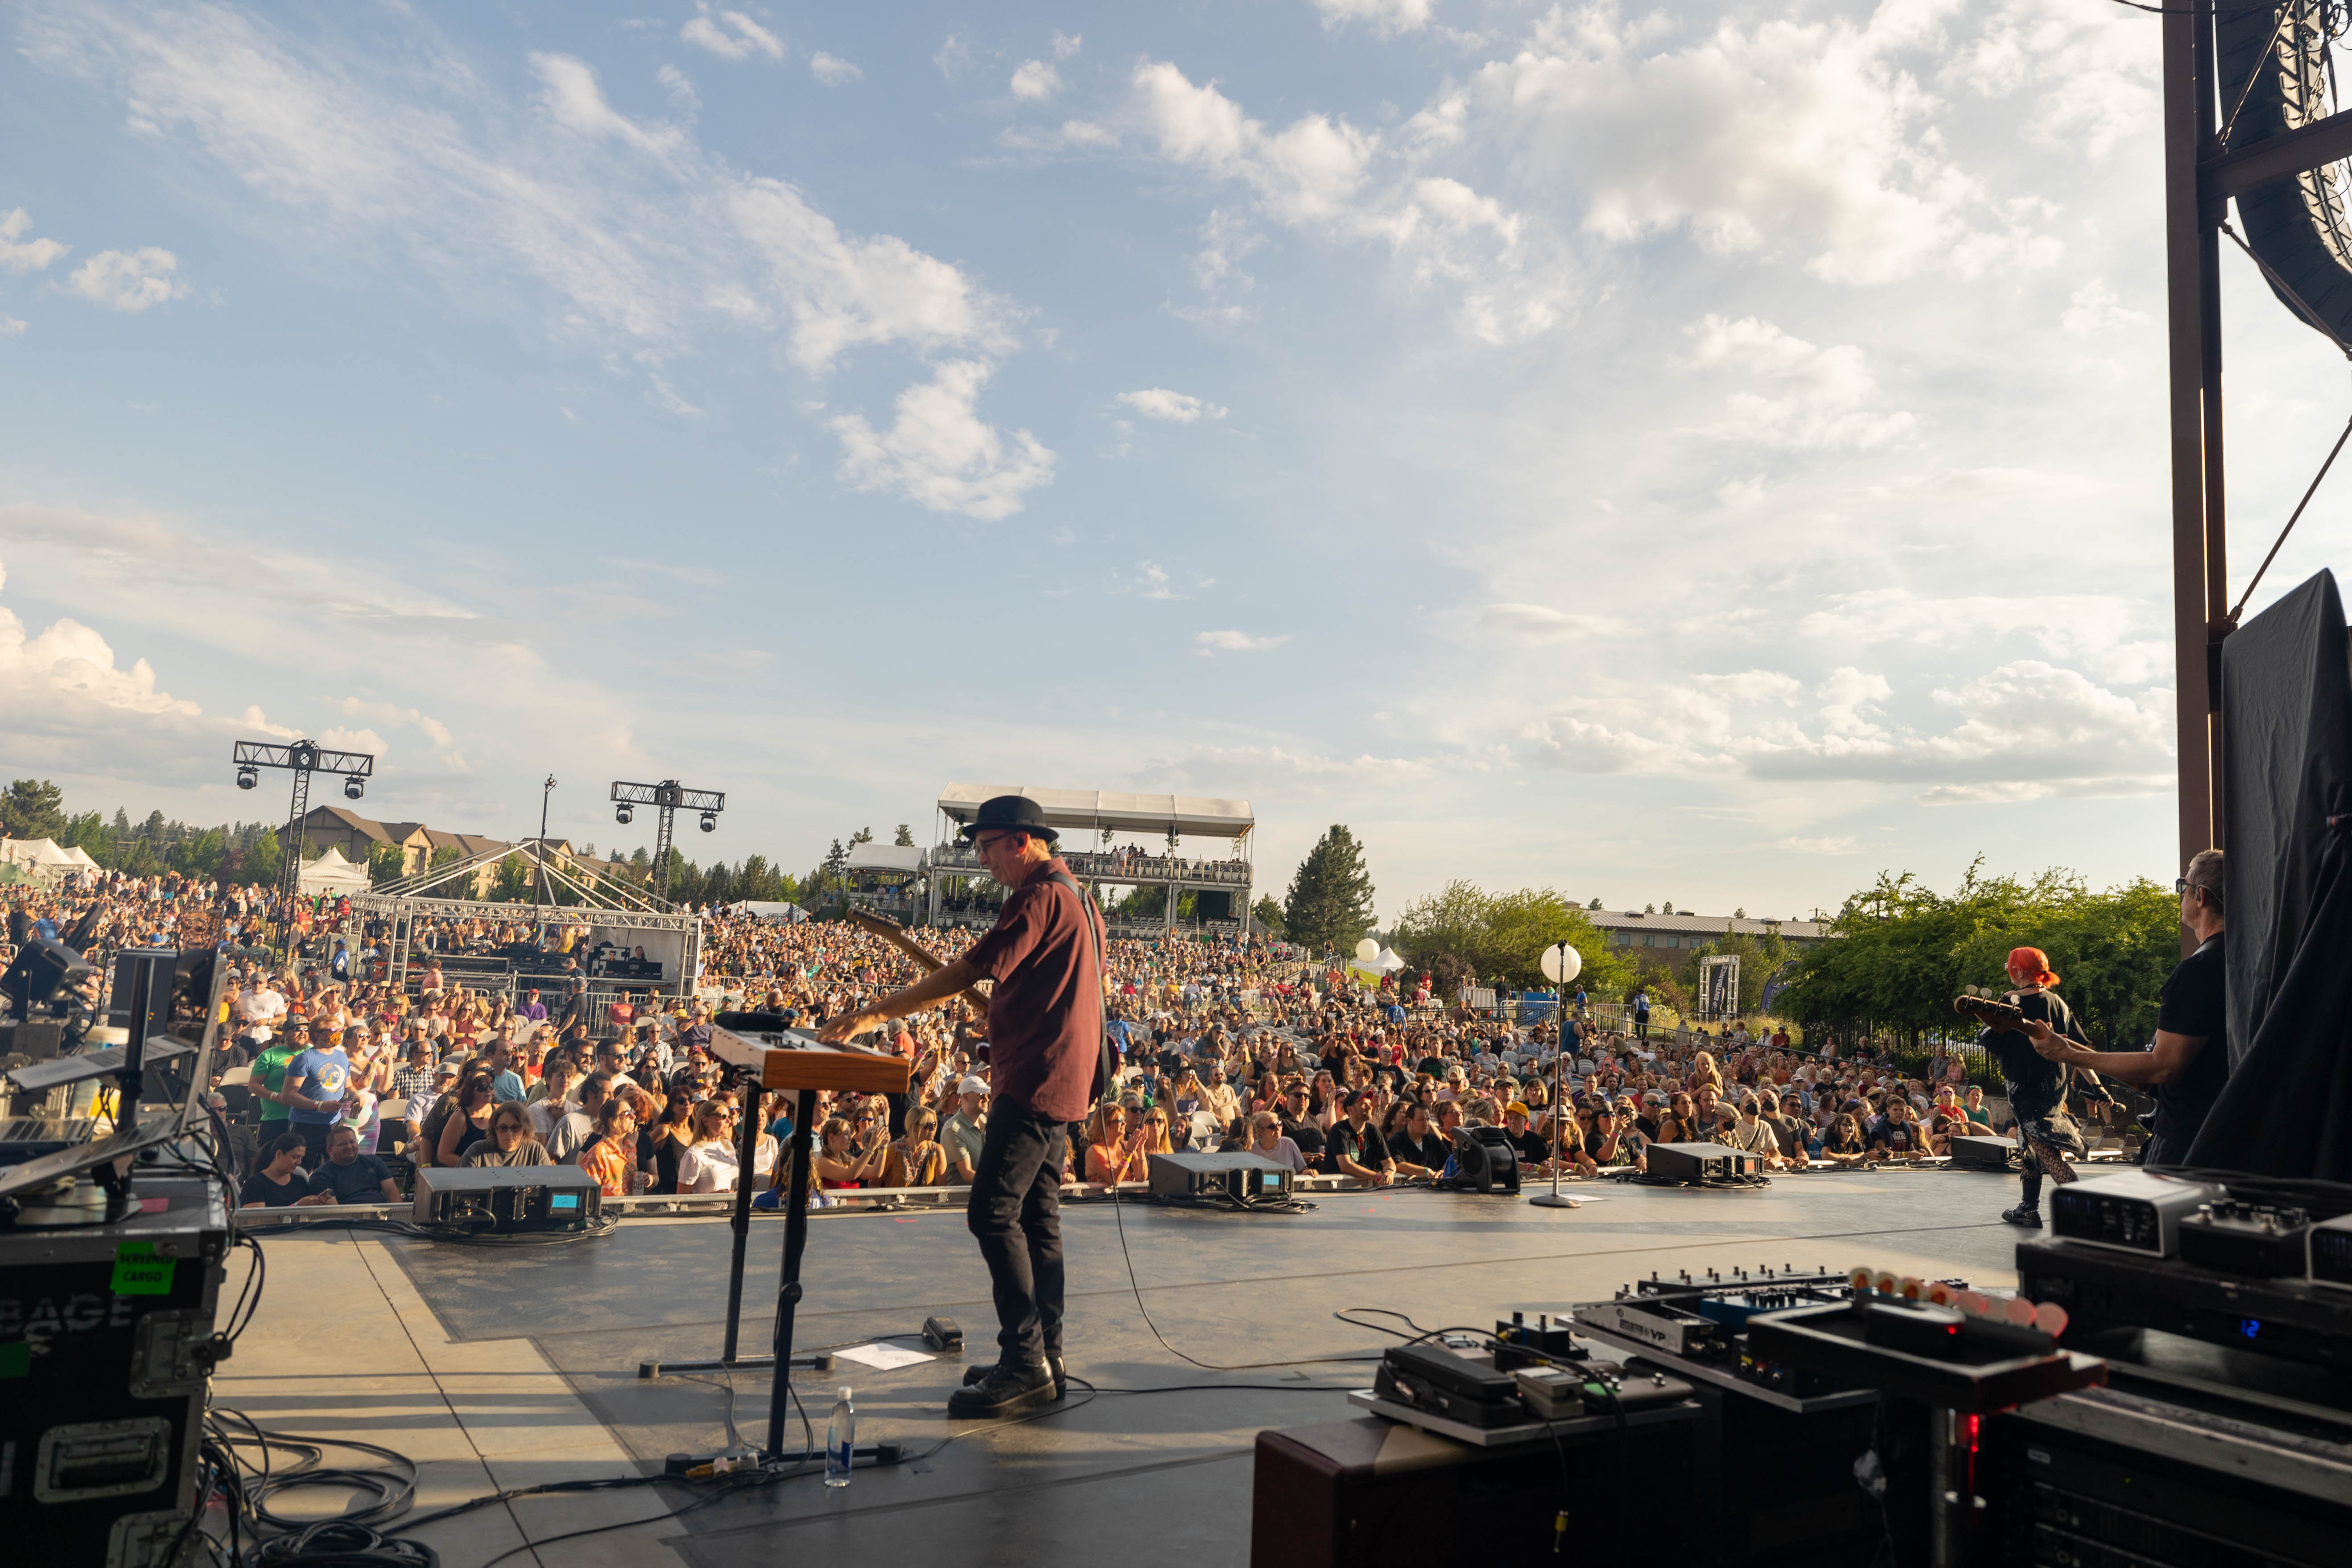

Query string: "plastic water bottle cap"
[[838, 1386, 853, 1402]]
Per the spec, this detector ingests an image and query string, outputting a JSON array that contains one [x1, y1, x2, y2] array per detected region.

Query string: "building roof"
[[937, 785, 1254, 841], [1586, 910, 1829, 941], [421, 829, 509, 857], [302, 806, 400, 846], [846, 843, 925, 874]]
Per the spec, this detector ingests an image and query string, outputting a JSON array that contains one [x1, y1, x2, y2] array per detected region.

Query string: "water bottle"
[[825, 1386, 855, 1487]]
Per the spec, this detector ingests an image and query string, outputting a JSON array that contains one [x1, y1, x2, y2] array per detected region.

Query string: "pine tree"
[[893, 824, 916, 847], [1282, 825, 1376, 953], [0, 779, 68, 841]]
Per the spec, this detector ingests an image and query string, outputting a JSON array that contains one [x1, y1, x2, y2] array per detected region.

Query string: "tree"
[[851, 826, 874, 845], [1282, 825, 1376, 953], [489, 854, 533, 902], [893, 824, 916, 847], [1774, 861, 2179, 1052], [0, 779, 67, 841], [245, 829, 284, 890], [1392, 881, 1632, 994], [1587, 897, 1603, 910], [1251, 894, 1286, 938], [367, 845, 406, 888]]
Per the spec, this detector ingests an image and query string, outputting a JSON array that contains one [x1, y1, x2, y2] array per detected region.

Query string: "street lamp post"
[[1530, 940, 1583, 1211], [536, 774, 556, 922]]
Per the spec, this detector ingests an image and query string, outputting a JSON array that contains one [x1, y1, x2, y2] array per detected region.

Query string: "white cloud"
[[1481, 603, 1622, 642], [0, 562, 200, 720], [1051, 31, 1083, 61], [809, 52, 861, 85], [0, 316, 25, 338], [341, 697, 468, 769], [1130, 61, 1570, 342], [1470, 0, 2062, 285], [1777, 835, 1861, 854], [2060, 280, 2147, 337], [65, 247, 188, 311], [1116, 388, 1227, 423], [647, 375, 705, 417], [1312, 0, 1436, 36], [532, 53, 685, 159], [830, 360, 1056, 520], [1947, 0, 2153, 160], [1011, 60, 1063, 102], [656, 64, 699, 112], [21, 7, 1032, 514], [0, 208, 68, 272], [1196, 629, 1290, 652], [934, 33, 971, 80], [1687, 315, 1915, 450], [1516, 653, 2170, 801], [1800, 586, 2167, 684], [681, 4, 783, 62], [317, 725, 389, 756]]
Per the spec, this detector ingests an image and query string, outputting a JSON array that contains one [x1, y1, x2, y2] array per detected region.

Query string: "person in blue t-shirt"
[[285, 1034, 353, 1169]]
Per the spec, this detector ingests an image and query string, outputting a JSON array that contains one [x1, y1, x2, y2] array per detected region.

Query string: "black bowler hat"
[[958, 794, 1060, 844]]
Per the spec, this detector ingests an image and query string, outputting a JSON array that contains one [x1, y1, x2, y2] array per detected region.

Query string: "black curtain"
[[2189, 570, 2352, 1178]]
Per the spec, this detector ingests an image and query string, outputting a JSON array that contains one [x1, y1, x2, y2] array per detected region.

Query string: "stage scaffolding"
[[348, 839, 702, 997]]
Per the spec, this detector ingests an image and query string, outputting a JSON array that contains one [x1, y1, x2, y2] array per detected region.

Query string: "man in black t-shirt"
[[1391, 1104, 1451, 1179], [1324, 1092, 1394, 1185], [1274, 1085, 1326, 1159], [2030, 849, 2228, 1168], [309, 1126, 400, 1205]]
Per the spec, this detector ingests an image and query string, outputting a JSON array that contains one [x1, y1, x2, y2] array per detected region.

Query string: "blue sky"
[[5, 0, 2351, 920]]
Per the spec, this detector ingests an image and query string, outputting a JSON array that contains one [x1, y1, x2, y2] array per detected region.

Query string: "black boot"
[[949, 1360, 1056, 1418], [963, 1355, 1065, 1399], [2001, 1203, 2042, 1228]]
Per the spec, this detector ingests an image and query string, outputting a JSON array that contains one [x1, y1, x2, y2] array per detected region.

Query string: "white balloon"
[[1540, 943, 1583, 983], [1355, 938, 1379, 962]]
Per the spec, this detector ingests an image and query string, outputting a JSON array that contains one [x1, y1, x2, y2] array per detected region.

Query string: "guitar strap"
[[1046, 869, 1115, 1112]]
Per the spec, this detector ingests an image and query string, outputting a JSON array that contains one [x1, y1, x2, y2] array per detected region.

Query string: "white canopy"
[[845, 843, 924, 874], [0, 838, 77, 879], [298, 846, 371, 895], [62, 846, 100, 869], [937, 785, 1254, 841], [1346, 945, 1408, 978], [726, 900, 809, 923]]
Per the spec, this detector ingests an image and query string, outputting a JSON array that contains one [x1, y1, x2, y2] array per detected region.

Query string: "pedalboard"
[[2178, 1201, 2312, 1278]]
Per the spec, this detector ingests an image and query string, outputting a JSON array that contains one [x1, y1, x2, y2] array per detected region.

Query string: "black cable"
[[1103, 1178, 1396, 1370]]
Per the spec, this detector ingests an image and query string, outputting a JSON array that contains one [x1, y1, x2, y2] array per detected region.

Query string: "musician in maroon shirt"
[[820, 794, 1106, 1417]]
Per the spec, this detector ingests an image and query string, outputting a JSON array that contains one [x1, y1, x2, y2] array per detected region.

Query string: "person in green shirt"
[[254, 1022, 312, 1134]]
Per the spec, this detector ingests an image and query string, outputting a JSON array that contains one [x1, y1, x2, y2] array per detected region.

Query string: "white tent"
[[61, 846, 100, 870], [298, 846, 371, 896], [1345, 946, 1407, 982], [0, 838, 76, 882], [726, 900, 809, 923]]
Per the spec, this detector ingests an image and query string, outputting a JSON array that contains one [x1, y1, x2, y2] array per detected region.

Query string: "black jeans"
[[965, 1099, 1070, 1368]]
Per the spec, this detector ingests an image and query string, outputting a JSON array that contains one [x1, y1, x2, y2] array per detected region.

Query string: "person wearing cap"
[[819, 793, 1108, 1419], [942, 1076, 990, 1184]]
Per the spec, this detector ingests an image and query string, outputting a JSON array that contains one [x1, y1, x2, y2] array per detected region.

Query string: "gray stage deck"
[[228, 1165, 2035, 1567]]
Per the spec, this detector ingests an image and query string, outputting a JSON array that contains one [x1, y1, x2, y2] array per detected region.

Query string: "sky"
[[5, 0, 2352, 924]]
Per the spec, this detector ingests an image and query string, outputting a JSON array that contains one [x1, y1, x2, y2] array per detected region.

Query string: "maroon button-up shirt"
[[964, 856, 1105, 1122]]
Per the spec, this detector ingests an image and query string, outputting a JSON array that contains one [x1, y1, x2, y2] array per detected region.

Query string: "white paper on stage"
[[834, 1341, 934, 1371]]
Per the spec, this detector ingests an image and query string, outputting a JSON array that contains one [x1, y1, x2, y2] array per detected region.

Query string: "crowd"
[[9, 875, 2050, 1206]]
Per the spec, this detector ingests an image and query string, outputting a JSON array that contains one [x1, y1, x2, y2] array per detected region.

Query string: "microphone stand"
[[1529, 961, 1579, 1209]]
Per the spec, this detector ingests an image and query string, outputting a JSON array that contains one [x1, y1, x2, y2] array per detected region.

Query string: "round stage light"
[[343, 776, 365, 801], [1355, 937, 1378, 962], [615, 804, 633, 826], [236, 767, 258, 791], [698, 813, 717, 833], [1540, 941, 1582, 985]]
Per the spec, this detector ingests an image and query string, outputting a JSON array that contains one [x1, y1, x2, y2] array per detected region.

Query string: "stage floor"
[[219, 1165, 2034, 1567]]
